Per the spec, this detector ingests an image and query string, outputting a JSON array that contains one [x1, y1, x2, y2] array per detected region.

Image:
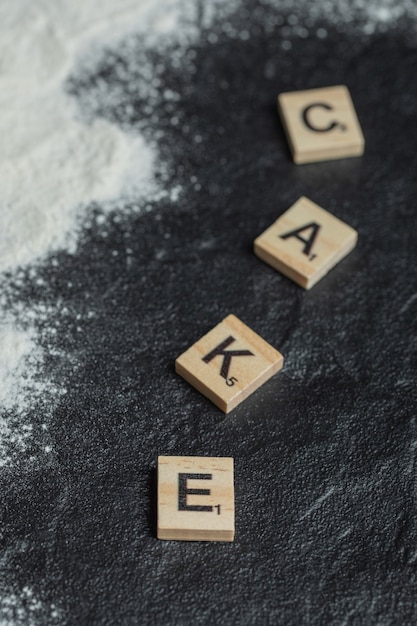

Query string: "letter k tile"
[[175, 314, 284, 413]]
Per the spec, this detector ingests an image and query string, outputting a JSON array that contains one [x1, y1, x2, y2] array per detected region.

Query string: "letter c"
[[302, 102, 344, 133]]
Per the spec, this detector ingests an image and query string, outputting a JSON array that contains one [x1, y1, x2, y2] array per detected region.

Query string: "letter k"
[[202, 336, 254, 379]]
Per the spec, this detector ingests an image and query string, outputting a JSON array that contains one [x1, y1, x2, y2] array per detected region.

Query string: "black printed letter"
[[178, 473, 213, 512], [202, 336, 254, 379], [302, 102, 343, 133], [280, 222, 321, 258]]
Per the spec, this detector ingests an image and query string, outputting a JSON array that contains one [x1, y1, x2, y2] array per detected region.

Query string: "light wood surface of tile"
[[175, 314, 284, 413], [157, 456, 234, 542], [278, 85, 365, 164], [254, 196, 358, 289]]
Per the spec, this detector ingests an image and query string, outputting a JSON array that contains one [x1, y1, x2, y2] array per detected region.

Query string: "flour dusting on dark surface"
[[1, 1, 417, 624]]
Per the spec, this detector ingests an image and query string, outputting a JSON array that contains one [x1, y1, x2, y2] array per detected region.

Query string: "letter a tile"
[[254, 196, 358, 289], [157, 456, 234, 541], [175, 314, 284, 413], [278, 85, 365, 164]]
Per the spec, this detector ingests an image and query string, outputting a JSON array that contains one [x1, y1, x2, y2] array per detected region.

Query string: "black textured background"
[[2, 2, 417, 624]]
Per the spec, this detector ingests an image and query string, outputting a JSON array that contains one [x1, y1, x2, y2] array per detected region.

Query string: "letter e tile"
[[254, 196, 358, 289], [175, 314, 284, 413], [278, 85, 365, 164], [157, 456, 234, 541]]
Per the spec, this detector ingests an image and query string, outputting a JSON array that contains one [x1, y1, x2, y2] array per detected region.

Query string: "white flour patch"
[[0, 0, 240, 464], [0, 319, 43, 468], [0, 310, 65, 467], [0, 0, 242, 274], [0, 322, 38, 415]]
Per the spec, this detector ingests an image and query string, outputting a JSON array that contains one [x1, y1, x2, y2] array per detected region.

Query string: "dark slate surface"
[[2, 2, 417, 624]]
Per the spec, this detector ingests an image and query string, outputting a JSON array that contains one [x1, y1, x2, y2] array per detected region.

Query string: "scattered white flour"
[[262, 0, 417, 36], [0, 303, 66, 467], [0, 322, 38, 415], [0, 0, 241, 461], [0, 585, 61, 626], [0, 3, 173, 272]]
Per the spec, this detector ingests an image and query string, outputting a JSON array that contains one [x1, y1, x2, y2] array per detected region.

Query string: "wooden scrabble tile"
[[278, 85, 365, 164], [254, 196, 358, 290], [157, 456, 234, 541], [175, 314, 283, 413]]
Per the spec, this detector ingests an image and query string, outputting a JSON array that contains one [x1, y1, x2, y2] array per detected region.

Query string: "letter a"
[[279, 222, 320, 257]]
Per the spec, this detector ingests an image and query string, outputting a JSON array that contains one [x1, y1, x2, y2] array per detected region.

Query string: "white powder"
[[262, 0, 417, 32], [0, 322, 37, 414], [0, 0, 252, 274], [0, 0, 241, 460], [0, 585, 61, 625], [0, 4, 150, 273], [0, 321, 40, 467]]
